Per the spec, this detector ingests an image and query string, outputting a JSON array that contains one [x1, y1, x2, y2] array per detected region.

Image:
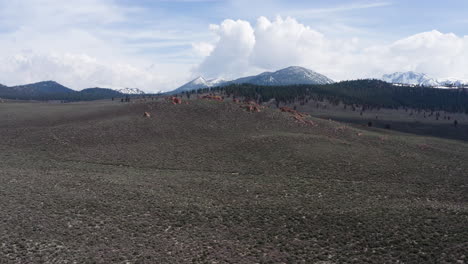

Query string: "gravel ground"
[[0, 99, 466, 263]]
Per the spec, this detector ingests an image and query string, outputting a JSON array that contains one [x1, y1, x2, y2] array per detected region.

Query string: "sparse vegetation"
[[0, 98, 466, 263]]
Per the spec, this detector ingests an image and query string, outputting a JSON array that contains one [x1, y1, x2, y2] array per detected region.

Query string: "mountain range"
[[174, 68, 467, 94], [171, 66, 334, 93], [0, 81, 144, 101], [381, 72, 467, 87], [2, 67, 467, 101]]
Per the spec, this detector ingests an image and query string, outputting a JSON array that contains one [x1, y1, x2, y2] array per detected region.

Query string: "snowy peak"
[[170, 66, 334, 94], [175, 77, 208, 92], [207, 78, 226, 86], [232, 66, 334, 86], [382, 72, 467, 88], [171, 76, 227, 94], [191, 76, 208, 86], [116, 88, 145, 95], [382, 72, 439, 87], [438, 78, 468, 87], [271, 66, 335, 85]]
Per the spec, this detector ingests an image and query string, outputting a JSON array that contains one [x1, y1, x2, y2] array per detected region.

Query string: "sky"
[[0, 0, 467, 92]]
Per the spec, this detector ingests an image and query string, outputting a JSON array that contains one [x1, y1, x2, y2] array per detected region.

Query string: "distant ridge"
[[381, 72, 439, 87], [170, 66, 334, 93], [11, 81, 75, 95], [381, 72, 467, 88], [438, 78, 468, 87], [0, 81, 127, 101]]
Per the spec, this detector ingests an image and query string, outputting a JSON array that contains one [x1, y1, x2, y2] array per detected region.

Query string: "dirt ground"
[[0, 98, 467, 263]]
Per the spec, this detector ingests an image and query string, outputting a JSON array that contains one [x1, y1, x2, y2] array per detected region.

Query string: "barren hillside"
[[0, 98, 466, 263]]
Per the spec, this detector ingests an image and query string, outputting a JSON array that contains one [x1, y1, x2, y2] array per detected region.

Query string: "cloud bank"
[[0, 52, 174, 91], [195, 17, 468, 82], [0, 0, 195, 92]]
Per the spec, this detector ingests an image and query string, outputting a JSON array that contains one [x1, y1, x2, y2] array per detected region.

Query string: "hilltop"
[[382, 72, 468, 88]]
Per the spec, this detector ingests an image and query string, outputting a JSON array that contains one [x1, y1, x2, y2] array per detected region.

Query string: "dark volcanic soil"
[[0, 99, 467, 263]]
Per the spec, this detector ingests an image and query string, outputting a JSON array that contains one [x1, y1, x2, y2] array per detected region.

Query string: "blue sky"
[[0, 0, 467, 91], [113, 0, 468, 37], [108, 0, 468, 61]]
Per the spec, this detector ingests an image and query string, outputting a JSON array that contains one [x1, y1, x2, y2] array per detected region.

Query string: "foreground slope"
[[0, 99, 466, 263]]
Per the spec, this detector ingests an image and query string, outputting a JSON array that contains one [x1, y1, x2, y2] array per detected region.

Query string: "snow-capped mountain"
[[206, 78, 226, 86], [438, 78, 468, 87], [381, 72, 439, 87], [232, 66, 334, 86], [381, 72, 467, 88], [170, 77, 227, 94], [116, 88, 145, 95], [170, 66, 334, 94]]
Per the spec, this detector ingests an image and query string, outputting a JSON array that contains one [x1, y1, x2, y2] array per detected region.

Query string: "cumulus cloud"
[[251, 16, 322, 70], [192, 42, 215, 57], [363, 30, 468, 79], [194, 16, 468, 81], [196, 19, 256, 78]]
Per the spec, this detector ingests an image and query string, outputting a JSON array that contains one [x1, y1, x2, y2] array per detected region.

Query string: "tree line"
[[188, 79, 468, 113]]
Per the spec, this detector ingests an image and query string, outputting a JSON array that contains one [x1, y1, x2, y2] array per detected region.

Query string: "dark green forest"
[[190, 80, 468, 113]]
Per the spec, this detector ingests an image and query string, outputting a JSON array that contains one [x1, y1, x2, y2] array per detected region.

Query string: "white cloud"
[[250, 16, 330, 70], [195, 19, 256, 78], [0, 52, 186, 92], [366, 30, 468, 79], [191, 42, 215, 57], [194, 16, 355, 79], [0, 0, 196, 92], [195, 16, 468, 81]]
